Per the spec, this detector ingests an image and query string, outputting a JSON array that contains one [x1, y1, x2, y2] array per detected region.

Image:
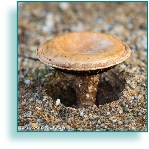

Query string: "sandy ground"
[[18, 2, 147, 131]]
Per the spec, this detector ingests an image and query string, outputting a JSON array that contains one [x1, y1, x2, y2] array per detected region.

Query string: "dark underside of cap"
[[56, 65, 116, 76]]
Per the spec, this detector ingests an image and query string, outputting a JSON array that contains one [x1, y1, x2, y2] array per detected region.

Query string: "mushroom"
[[37, 32, 131, 107]]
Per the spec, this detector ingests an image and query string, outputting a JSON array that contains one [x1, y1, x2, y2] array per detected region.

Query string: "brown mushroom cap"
[[37, 32, 131, 71]]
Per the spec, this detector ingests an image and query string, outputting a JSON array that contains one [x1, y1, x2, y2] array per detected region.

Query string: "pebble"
[[34, 92, 38, 98], [124, 124, 129, 128], [112, 119, 117, 123], [79, 111, 84, 117], [59, 2, 69, 10], [105, 77, 109, 81], [97, 18, 103, 24], [71, 22, 84, 31], [138, 95, 142, 99], [134, 96, 138, 100], [36, 119, 42, 123], [138, 112, 142, 116], [120, 64, 126, 69], [119, 110, 123, 114], [104, 126, 107, 129], [44, 125, 50, 131], [97, 120, 101, 124], [126, 80, 130, 84], [93, 115, 97, 118], [118, 121, 123, 125], [130, 81, 137, 88], [36, 107, 42, 110], [43, 96, 48, 101], [30, 46, 37, 51], [42, 12, 54, 32], [123, 107, 128, 112], [101, 124, 105, 128], [31, 123, 38, 128], [55, 99, 60, 106], [125, 86, 130, 89], [24, 79, 30, 84], [29, 98, 34, 102], [26, 111, 32, 117]]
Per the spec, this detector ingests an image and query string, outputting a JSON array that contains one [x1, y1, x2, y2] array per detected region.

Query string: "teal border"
[[146, 1, 148, 132], [17, 2, 19, 132], [16, 1, 148, 134], [17, 1, 148, 3]]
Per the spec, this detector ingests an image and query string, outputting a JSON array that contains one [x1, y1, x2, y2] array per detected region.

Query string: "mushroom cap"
[[37, 32, 131, 71]]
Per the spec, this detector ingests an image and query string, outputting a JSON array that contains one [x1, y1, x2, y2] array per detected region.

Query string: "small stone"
[[56, 124, 60, 129], [79, 111, 83, 117], [120, 64, 126, 69], [93, 115, 97, 118], [24, 79, 30, 84], [36, 119, 42, 123], [55, 99, 60, 106], [84, 114, 88, 118], [97, 120, 101, 124], [134, 95, 138, 99], [26, 111, 32, 117], [119, 110, 123, 114], [104, 24, 111, 30], [29, 98, 34, 102], [112, 119, 117, 123], [31, 123, 38, 128], [132, 67, 137, 72], [44, 103, 48, 107], [138, 95, 142, 99], [59, 2, 69, 10], [127, 116, 132, 120], [44, 125, 50, 131], [36, 107, 42, 110], [130, 81, 137, 88], [41, 78, 45, 81], [43, 96, 48, 101], [119, 101, 125, 107], [71, 22, 84, 31], [105, 77, 109, 81], [123, 107, 128, 112], [126, 86, 130, 89], [104, 125, 107, 129], [30, 46, 37, 51], [97, 18, 103, 24], [101, 123, 105, 127], [42, 12, 54, 32], [124, 124, 129, 128], [124, 120, 129, 124], [34, 92, 38, 98], [107, 112, 110, 115], [43, 95, 48, 99], [118, 121, 123, 125]]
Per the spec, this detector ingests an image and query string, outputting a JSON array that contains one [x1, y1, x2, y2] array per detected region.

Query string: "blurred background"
[[18, 2, 146, 59]]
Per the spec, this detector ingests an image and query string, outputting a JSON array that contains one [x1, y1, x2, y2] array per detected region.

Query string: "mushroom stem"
[[75, 74, 99, 106]]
